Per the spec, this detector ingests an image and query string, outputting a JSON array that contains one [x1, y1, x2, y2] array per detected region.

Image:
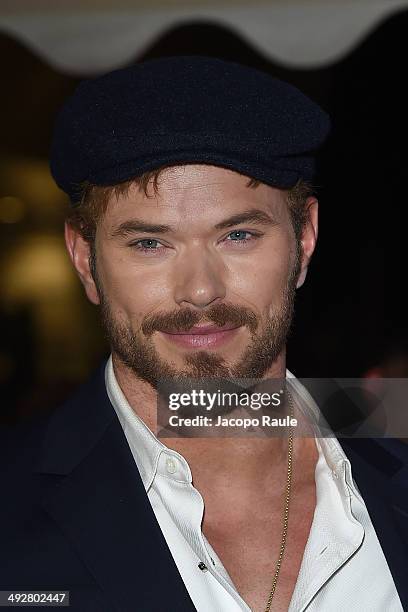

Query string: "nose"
[[173, 248, 227, 309]]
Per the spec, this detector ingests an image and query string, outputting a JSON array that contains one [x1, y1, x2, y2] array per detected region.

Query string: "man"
[[0, 56, 406, 611]]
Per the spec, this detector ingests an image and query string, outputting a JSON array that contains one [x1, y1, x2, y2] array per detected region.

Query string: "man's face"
[[77, 165, 312, 387]]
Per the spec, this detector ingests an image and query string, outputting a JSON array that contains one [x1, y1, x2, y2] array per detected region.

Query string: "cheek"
[[98, 250, 172, 319], [227, 239, 293, 306]]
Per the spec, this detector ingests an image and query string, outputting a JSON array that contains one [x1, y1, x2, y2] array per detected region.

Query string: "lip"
[[166, 323, 240, 335], [160, 325, 242, 349]]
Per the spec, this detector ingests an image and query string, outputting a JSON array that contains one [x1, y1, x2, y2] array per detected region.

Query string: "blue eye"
[[129, 238, 165, 252], [136, 239, 160, 249], [226, 230, 260, 243], [227, 230, 250, 241]]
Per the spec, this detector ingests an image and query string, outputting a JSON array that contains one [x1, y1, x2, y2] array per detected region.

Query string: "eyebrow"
[[109, 208, 278, 239]]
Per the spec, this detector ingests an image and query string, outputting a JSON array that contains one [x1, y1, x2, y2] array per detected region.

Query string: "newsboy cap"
[[50, 55, 331, 204]]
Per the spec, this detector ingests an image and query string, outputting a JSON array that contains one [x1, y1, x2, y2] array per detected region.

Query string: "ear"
[[296, 197, 318, 289], [64, 221, 100, 305]]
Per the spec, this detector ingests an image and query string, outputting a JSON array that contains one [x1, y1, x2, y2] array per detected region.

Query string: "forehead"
[[103, 164, 288, 225]]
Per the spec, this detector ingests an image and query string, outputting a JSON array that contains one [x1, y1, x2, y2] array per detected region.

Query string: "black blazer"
[[1, 361, 407, 611]]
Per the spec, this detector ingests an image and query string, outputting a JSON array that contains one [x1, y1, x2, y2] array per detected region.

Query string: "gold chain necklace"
[[264, 389, 295, 612]]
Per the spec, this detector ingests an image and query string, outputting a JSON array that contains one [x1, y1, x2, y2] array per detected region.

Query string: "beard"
[[95, 246, 301, 390]]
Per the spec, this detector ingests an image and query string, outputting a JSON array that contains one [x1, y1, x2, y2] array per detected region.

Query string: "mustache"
[[141, 302, 258, 337]]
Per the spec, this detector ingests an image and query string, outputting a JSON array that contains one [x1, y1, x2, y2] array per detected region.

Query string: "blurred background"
[[1, 0, 408, 424]]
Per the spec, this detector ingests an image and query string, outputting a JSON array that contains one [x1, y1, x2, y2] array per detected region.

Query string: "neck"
[[110, 349, 314, 489]]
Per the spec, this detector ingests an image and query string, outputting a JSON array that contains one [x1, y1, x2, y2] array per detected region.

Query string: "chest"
[[204, 486, 316, 612]]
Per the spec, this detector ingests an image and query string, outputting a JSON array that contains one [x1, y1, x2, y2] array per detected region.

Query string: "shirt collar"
[[287, 368, 363, 500]]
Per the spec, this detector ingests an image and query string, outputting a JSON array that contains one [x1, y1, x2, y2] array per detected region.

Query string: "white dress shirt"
[[105, 355, 403, 611]]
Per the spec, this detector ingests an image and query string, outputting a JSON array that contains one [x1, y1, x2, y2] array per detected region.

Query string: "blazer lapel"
[[33, 361, 195, 612], [339, 437, 408, 610]]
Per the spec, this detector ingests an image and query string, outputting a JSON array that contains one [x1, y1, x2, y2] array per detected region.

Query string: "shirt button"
[[165, 457, 177, 474]]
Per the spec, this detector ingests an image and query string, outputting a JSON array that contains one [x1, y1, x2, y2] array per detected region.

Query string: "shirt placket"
[[155, 449, 252, 611]]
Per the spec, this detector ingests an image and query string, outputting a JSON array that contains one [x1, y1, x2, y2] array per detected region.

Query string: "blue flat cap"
[[50, 55, 331, 204]]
